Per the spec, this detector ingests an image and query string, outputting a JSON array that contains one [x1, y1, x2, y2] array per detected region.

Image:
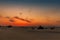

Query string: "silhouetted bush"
[[0, 25, 1, 27], [7, 25, 12, 28], [50, 27, 55, 30], [37, 25, 44, 29]]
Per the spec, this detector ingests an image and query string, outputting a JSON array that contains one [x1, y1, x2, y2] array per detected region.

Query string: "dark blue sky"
[[0, 0, 60, 6]]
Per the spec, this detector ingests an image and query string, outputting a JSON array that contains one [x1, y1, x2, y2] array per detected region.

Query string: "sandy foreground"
[[0, 27, 60, 40]]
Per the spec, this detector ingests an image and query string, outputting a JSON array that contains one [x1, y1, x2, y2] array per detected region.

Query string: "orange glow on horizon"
[[0, 17, 60, 26]]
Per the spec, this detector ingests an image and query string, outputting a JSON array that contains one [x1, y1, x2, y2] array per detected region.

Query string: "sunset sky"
[[0, 0, 60, 26]]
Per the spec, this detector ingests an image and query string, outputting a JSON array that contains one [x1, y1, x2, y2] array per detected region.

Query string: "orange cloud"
[[14, 16, 31, 23], [0, 16, 32, 26]]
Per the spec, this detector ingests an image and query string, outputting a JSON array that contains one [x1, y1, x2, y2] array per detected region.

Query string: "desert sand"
[[0, 27, 60, 40]]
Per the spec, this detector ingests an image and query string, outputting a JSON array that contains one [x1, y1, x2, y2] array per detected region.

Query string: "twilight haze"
[[0, 0, 60, 26]]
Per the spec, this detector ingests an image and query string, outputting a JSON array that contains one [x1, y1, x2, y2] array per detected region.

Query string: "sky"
[[0, 0, 60, 26]]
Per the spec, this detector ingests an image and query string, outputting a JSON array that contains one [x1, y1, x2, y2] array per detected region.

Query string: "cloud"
[[0, 14, 2, 18], [19, 12, 23, 15], [5, 16, 15, 22], [3, 16, 31, 23], [5, 16, 10, 19], [9, 19, 14, 22], [56, 20, 60, 23], [0, 15, 2, 18], [14, 16, 31, 23]]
